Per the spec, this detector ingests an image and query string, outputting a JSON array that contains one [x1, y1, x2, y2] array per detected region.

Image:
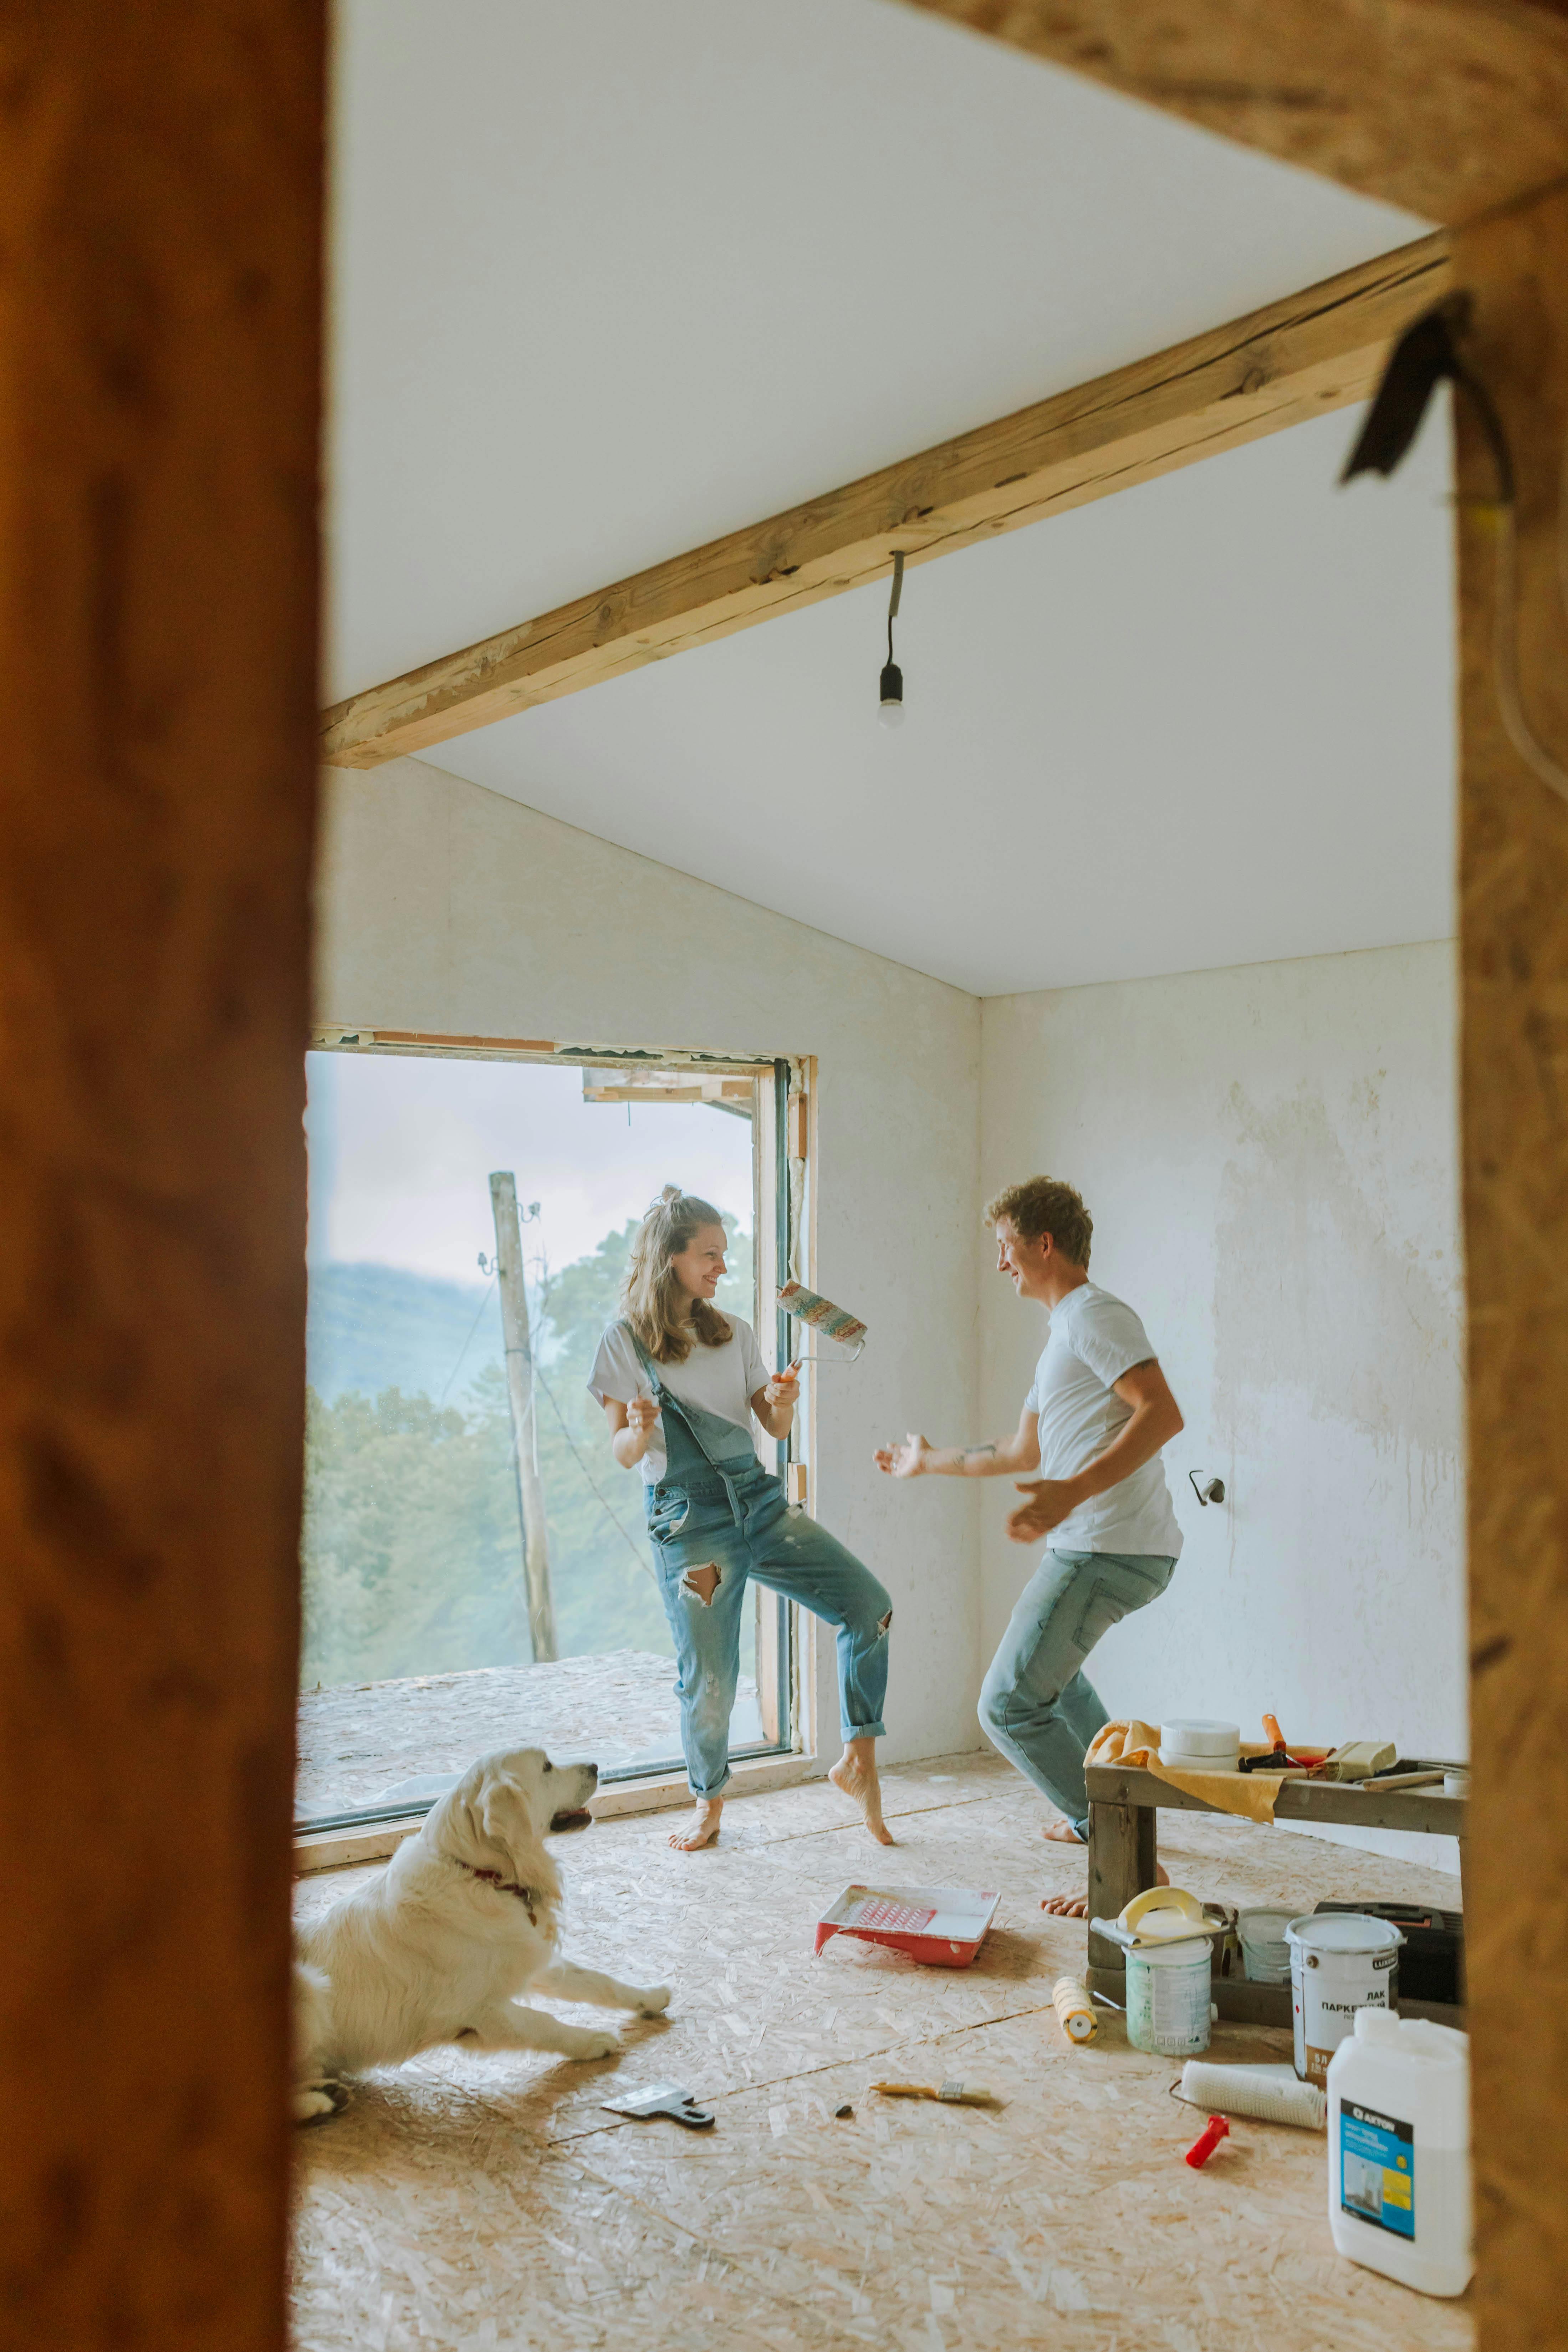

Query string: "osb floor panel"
[[292, 1752, 1472, 2351], [296, 1651, 761, 1817]]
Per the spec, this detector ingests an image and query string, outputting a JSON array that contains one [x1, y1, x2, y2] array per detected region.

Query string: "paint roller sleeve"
[[777, 1282, 867, 1357]]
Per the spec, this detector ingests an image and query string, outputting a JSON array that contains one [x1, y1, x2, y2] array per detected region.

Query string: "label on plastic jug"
[[1339, 2101, 1415, 2240]]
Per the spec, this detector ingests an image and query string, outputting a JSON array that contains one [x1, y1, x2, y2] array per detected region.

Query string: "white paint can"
[[1125, 1936, 1214, 2057], [1286, 1913, 1403, 2087]]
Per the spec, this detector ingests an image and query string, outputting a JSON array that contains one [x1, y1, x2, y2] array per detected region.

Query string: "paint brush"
[[872, 2080, 996, 2106]]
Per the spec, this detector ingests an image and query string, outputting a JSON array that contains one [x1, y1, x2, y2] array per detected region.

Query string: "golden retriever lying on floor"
[[294, 1744, 671, 2121]]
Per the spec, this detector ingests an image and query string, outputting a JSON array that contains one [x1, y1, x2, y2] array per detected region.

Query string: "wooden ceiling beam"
[[896, 0, 1568, 227], [323, 230, 1447, 769]]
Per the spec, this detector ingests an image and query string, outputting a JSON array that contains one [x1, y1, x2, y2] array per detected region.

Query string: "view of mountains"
[[306, 1261, 507, 1405], [300, 1224, 756, 1692]]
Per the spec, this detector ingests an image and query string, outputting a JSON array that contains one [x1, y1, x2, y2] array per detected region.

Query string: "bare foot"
[[828, 1743, 895, 1845], [1040, 1818, 1169, 1918], [669, 1798, 723, 1851]]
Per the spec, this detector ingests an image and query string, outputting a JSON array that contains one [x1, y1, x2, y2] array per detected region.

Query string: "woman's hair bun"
[[656, 1182, 683, 1207]]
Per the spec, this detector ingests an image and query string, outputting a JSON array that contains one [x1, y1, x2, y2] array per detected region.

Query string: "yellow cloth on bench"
[[1086, 1719, 1286, 1824]]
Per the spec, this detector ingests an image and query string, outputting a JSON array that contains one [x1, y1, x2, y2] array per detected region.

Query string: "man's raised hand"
[[874, 1434, 931, 1478]]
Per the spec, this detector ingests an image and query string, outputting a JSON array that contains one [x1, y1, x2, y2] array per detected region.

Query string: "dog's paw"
[[294, 2078, 351, 2125], [564, 2027, 619, 2061], [633, 1984, 672, 2016]]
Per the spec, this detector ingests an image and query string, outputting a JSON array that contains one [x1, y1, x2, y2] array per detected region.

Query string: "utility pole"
[[488, 1171, 557, 1664]]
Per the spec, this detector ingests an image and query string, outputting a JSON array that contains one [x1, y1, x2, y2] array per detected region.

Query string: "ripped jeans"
[[978, 1548, 1176, 1836], [647, 1460, 892, 1799]]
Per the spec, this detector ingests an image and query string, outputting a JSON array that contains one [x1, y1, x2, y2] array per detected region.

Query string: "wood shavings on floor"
[[292, 1751, 1472, 2350]]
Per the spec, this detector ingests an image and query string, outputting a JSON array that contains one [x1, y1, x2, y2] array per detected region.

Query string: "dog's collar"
[[460, 1863, 541, 1922]]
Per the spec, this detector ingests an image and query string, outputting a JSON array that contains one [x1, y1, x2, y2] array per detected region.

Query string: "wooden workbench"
[[1083, 1763, 1467, 2026]]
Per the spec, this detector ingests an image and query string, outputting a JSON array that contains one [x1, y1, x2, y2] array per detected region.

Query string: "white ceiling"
[[329, 0, 1451, 998]]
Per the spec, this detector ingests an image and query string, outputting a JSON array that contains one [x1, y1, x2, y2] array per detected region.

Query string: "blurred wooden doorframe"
[[2, 1, 1565, 2346], [0, 7, 324, 2351]]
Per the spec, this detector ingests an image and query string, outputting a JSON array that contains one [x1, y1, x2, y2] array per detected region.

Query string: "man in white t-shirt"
[[875, 1175, 1183, 1914]]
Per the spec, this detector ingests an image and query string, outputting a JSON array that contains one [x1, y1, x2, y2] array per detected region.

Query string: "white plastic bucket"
[[1237, 1905, 1296, 1985], [1327, 2009, 1471, 2297], [1287, 1913, 1403, 2086], [1125, 1936, 1214, 2057]]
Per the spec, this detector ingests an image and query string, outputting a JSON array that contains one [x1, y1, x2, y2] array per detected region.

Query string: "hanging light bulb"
[[878, 550, 906, 727]]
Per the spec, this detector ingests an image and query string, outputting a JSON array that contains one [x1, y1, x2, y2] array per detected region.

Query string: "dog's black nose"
[[585, 1761, 599, 1784]]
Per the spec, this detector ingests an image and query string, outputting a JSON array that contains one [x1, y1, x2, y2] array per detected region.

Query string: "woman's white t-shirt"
[[588, 1315, 771, 1485]]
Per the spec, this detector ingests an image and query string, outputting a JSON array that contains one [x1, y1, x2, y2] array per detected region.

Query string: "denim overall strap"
[[628, 1327, 763, 1526]]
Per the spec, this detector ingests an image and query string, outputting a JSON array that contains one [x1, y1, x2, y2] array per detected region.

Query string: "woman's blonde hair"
[[621, 1185, 734, 1364]]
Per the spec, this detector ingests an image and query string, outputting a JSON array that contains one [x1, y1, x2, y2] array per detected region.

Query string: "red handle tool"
[[1185, 2115, 1231, 2169]]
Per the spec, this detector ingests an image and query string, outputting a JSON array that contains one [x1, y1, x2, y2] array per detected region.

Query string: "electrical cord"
[[1343, 294, 1568, 808], [1490, 490, 1568, 806]]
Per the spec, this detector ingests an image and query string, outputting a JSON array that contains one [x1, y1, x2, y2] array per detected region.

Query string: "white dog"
[[293, 1744, 670, 2121]]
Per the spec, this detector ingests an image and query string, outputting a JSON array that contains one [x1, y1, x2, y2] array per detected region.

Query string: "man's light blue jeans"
[[978, 1548, 1176, 1836], [648, 1460, 892, 1799]]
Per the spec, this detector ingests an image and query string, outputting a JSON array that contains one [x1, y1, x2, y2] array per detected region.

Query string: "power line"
[[437, 1276, 497, 1408], [533, 1358, 651, 1576]]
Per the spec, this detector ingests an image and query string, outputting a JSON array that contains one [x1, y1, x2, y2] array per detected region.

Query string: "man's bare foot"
[[669, 1798, 722, 1851], [1041, 1816, 1169, 1918], [828, 1742, 895, 1845], [1042, 1817, 1085, 1847]]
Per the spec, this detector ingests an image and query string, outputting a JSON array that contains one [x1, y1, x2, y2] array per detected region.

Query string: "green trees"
[[299, 1214, 756, 1690], [300, 1376, 522, 1687]]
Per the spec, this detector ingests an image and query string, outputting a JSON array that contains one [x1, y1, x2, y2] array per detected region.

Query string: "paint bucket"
[[1287, 1913, 1403, 2086], [1237, 1906, 1297, 1985], [1125, 1937, 1215, 2057]]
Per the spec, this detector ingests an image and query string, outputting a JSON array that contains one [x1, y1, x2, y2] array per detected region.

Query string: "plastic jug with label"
[[1326, 2008, 1471, 2298]]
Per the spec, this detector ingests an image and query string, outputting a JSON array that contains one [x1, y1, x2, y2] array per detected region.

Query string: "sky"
[[305, 1052, 756, 1283]]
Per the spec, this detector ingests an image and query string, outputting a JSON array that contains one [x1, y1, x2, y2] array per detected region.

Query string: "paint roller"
[[1052, 1977, 1097, 2045], [776, 1281, 867, 1364], [1175, 2061, 1326, 2131]]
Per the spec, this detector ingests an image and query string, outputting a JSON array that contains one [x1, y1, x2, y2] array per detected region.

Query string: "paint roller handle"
[[1184, 2115, 1230, 2169], [625, 1394, 662, 1437], [758, 1360, 802, 1438]]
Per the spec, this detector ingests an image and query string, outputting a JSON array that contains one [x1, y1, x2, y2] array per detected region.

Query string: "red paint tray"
[[814, 1883, 1000, 1969]]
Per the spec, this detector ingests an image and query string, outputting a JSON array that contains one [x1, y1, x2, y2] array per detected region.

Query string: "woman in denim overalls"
[[593, 1188, 893, 1852]]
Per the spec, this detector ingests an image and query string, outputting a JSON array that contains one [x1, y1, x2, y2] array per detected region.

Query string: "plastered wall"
[[980, 942, 1465, 1871], [314, 755, 983, 1768]]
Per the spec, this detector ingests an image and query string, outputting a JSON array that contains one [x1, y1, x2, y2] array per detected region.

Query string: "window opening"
[[295, 1047, 795, 1833]]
